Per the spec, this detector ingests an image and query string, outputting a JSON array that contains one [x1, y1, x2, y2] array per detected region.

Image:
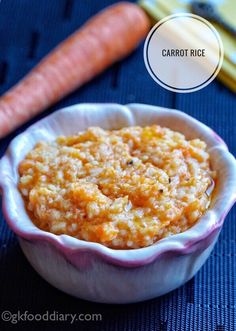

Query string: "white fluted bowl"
[[0, 103, 235, 303]]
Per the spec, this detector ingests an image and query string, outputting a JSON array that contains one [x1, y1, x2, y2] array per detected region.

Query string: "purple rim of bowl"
[[0, 103, 236, 267]]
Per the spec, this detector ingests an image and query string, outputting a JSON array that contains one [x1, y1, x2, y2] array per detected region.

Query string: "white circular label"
[[144, 14, 224, 93]]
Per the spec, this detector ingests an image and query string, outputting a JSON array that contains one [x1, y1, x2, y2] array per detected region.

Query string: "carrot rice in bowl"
[[1, 103, 236, 303], [18, 125, 214, 249]]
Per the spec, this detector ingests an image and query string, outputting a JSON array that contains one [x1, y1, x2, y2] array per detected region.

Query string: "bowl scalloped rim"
[[0, 103, 236, 267]]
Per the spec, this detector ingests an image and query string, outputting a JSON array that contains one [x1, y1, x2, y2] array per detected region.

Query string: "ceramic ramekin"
[[0, 103, 236, 303]]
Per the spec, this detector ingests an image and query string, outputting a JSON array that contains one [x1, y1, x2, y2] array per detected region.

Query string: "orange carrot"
[[0, 2, 150, 138]]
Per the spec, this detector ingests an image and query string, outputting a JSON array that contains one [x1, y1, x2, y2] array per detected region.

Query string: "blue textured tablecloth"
[[0, 1, 235, 330]]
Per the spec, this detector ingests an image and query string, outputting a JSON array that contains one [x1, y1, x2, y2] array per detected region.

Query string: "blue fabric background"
[[0, 1, 235, 330]]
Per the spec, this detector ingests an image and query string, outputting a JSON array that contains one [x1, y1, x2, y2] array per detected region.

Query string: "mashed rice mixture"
[[19, 125, 214, 249]]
